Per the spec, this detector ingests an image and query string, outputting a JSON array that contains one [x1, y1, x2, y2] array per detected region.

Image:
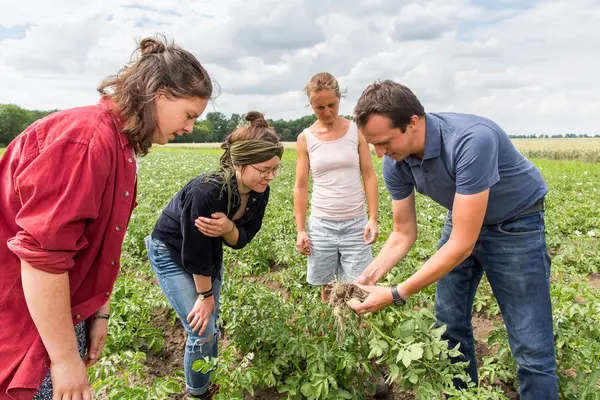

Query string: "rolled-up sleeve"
[[7, 140, 109, 273]]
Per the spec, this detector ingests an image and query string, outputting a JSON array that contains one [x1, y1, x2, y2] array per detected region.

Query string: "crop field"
[[1, 146, 599, 399], [166, 138, 600, 163]]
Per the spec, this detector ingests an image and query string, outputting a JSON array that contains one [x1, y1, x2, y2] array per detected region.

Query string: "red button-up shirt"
[[0, 98, 138, 399]]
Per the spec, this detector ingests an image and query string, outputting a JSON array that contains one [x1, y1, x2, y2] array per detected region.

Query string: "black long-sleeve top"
[[151, 174, 269, 278]]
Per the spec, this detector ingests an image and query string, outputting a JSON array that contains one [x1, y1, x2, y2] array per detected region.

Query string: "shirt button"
[[252, 198, 256, 202], [74, 314, 80, 320], [105, 292, 110, 297], [111, 260, 117, 265], [128, 157, 134, 163], [116, 226, 122, 231], [246, 207, 249, 211], [124, 191, 129, 197]]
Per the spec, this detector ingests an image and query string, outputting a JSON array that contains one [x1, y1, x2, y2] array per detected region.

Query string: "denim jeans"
[[145, 236, 222, 396], [435, 211, 558, 399]]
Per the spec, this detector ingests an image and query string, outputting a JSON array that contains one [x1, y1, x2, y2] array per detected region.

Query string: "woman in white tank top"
[[294, 72, 380, 301]]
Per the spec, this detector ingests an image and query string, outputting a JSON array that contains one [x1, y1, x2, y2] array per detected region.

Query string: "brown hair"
[[224, 111, 280, 148], [304, 72, 347, 100], [208, 111, 284, 213], [354, 80, 425, 132], [98, 34, 215, 156]]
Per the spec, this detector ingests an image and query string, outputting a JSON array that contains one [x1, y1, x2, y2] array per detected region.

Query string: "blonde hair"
[[304, 72, 347, 101], [98, 34, 215, 156]]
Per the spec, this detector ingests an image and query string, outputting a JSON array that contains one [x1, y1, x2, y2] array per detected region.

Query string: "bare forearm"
[[221, 225, 239, 246], [399, 240, 472, 298], [193, 274, 212, 293], [363, 172, 379, 221], [362, 231, 416, 283], [21, 260, 79, 363], [98, 299, 110, 314], [293, 186, 308, 232]]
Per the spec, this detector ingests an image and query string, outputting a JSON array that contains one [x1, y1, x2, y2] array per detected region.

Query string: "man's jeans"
[[145, 236, 222, 397], [435, 211, 558, 399]]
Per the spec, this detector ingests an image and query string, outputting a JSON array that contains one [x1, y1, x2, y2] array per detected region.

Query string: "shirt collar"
[[403, 113, 442, 167], [422, 113, 442, 160], [98, 97, 131, 150]]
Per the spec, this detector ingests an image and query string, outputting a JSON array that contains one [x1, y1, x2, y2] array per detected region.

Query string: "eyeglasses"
[[249, 164, 283, 178]]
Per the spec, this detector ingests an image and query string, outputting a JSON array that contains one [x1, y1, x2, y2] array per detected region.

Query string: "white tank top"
[[304, 121, 366, 221]]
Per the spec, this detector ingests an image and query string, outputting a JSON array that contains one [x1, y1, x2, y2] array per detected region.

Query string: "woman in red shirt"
[[0, 36, 213, 400]]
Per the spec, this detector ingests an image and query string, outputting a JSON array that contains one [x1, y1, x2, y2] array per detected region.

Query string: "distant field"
[[511, 138, 600, 162], [2, 138, 600, 162], [165, 138, 600, 162], [166, 142, 299, 150], [511, 138, 600, 150], [167, 138, 600, 151]]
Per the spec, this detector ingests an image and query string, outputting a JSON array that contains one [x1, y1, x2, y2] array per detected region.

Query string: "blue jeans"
[[145, 236, 222, 396], [435, 211, 558, 399]]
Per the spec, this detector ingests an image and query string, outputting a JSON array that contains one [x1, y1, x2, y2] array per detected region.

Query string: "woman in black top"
[[145, 111, 283, 399]]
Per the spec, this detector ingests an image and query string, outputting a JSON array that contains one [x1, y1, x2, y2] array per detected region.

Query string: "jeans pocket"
[[308, 216, 324, 237], [497, 212, 544, 236], [152, 238, 170, 255]]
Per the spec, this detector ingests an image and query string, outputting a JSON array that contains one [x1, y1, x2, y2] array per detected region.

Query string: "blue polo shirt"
[[382, 113, 547, 225]]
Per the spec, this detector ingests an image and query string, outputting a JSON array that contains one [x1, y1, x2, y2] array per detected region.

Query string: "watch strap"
[[391, 285, 406, 306]]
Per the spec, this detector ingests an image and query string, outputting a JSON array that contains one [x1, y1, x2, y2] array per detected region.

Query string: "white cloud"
[[391, 2, 459, 42], [0, 0, 599, 135]]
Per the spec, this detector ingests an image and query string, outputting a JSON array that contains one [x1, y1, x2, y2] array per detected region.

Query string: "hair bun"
[[244, 111, 269, 128], [139, 37, 167, 56]]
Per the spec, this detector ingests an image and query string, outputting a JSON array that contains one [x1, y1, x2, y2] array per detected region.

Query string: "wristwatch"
[[197, 289, 213, 300], [390, 285, 406, 307]]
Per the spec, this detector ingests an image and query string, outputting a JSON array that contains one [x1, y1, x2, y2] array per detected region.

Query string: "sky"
[[0, 0, 598, 135]]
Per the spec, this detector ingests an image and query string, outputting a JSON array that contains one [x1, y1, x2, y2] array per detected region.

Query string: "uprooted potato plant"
[[326, 282, 368, 342]]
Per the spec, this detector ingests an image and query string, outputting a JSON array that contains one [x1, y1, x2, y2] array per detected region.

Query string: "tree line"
[[0, 103, 597, 147], [0, 103, 323, 146]]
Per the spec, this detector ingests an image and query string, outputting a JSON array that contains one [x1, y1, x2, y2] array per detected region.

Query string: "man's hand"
[[352, 274, 375, 286], [346, 283, 394, 315], [83, 316, 108, 368]]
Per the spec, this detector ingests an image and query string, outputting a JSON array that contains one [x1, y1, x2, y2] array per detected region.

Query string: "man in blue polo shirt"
[[347, 80, 557, 399]]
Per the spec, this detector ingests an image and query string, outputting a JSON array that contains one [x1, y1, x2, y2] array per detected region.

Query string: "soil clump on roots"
[[327, 282, 368, 341]]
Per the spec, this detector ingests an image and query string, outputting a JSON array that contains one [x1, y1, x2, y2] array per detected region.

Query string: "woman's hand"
[[187, 295, 215, 335], [195, 212, 235, 237], [363, 219, 379, 245], [50, 354, 92, 400], [83, 316, 108, 367], [296, 231, 311, 255]]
